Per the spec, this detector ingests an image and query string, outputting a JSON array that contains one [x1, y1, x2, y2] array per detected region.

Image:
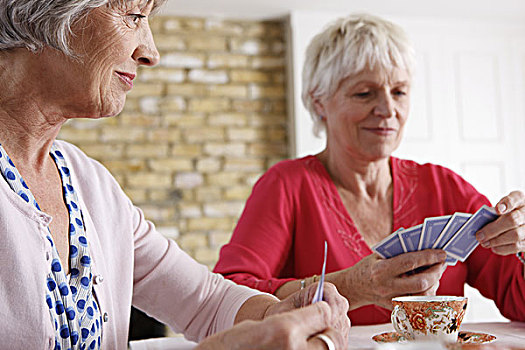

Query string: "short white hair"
[[301, 13, 415, 136], [0, 0, 165, 56]]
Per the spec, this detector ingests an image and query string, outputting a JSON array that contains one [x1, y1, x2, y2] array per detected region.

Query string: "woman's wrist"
[[326, 268, 366, 311]]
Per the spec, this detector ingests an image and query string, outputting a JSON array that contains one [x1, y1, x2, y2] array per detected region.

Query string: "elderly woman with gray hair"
[[215, 13, 525, 325], [0, 1, 350, 349]]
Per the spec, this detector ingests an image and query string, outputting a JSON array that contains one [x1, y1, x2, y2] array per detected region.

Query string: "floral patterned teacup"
[[391, 296, 468, 342]]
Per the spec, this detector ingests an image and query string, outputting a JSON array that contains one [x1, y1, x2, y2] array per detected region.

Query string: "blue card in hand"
[[312, 241, 328, 303], [419, 215, 452, 250], [372, 228, 405, 258], [398, 224, 423, 252], [443, 205, 498, 262]]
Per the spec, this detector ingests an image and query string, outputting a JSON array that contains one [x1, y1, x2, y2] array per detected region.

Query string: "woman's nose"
[[373, 93, 396, 118], [133, 27, 160, 67]]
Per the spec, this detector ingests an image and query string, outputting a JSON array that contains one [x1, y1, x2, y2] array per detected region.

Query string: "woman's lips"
[[116, 71, 136, 88], [363, 127, 397, 136]]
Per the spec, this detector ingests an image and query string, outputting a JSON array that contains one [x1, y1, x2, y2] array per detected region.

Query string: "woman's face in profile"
[[316, 66, 411, 161], [33, 0, 159, 119]]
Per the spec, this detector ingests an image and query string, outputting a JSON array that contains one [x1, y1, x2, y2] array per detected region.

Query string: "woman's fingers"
[[495, 190, 525, 215], [308, 327, 347, 350], [476, 192, 525, 255], [378, 249, 447, 276]]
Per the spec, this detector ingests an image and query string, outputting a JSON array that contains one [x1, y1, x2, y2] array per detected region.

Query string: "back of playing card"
[[398, 224, 422, 252], [433, 212, 471, 249], [443, 205, 498, 262], [419, 215, 452, 250], [372, 228, 405, 259]]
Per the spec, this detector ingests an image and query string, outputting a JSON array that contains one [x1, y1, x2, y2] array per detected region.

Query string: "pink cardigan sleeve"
[[130, 204, 263, 342], [214, 168, 296, 293]]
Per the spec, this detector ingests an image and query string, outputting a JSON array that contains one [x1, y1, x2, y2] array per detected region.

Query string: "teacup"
[[391, 296, 468, 343]]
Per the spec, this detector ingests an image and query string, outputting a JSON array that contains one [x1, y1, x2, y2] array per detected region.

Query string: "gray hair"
[[0, 0, 165, 56], [302, 13, 415, 136]]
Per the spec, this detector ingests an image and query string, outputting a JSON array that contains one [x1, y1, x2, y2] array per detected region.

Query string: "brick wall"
[[58, 16, 288, 268]]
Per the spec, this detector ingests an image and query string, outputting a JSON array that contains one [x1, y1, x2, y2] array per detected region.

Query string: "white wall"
[[288, 11, 525, 322]]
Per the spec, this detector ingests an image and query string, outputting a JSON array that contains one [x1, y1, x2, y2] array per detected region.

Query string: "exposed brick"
[[120, 114, 161, 127], [184, 127, 225, 143], [128, 83, 164, 97], [187, 217, 231, 231], [196, 187, 222, 201], [127, 144, 169, 158], [149, 158, 193, 172], [203, 143, 246, 157], [128, 173, 172, 189], [161, 53, 205, 68], [196, 157, 222, 173], [186, 36, 227, 51], [223, 158, 265, 172], [153, 34, 186, 51], [147, 128, 182, 143], [139, 68, 185, 83], [170, 144, 202, 157], [164, 113, 206, 127], [230, 38, 269, 55], [207, 172, 244, 186], [208, 113, 247, 127], [188, 69, 229, 84], [203, 201, 245, 217], [194, 247, 220, 265], [250, 84, 285, 99], [160, 96, 186, 112], [205, 19, 244, 36], [124, 189, 148, 203], [224, 186, 252, 200], [58, 128, 98, 142], [167, 83, 207, 97], [248, 142, 287, 156], [208, 54, 249, 69], [251, 56, 285, 69], [174, 172, 204, 189], [100, 127, 146, 142], [188, 98, 230, 113], [230, 69, 271, 83], [178, 233, 208, 250], [82, 144, 125, 159], [178, 203, 203, 218], [208, 85, 248, 98], [209, 231, 233, 247], [104, 159, 147, 172], [227, 128, 265, 142]]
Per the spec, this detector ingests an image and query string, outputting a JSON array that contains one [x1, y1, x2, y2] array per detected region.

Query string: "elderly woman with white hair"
[[215, 13, 525, 325], [0, 0, 351, 349]]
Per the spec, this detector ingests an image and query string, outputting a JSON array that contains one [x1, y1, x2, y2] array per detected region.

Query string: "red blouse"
[[214, 156, 525, 325]]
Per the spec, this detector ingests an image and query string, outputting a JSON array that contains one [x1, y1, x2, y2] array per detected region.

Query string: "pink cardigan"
[[0, 140, 261, 349]]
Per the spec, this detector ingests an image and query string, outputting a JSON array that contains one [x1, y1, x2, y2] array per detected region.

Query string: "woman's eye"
[[393, 90, 407, 97], [129, 14, 146, 24], [353, 91, 371, 98]]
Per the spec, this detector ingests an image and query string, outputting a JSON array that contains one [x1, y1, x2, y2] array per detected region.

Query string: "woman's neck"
[[0, 50, 64, 169], [316, 148, 392, 200]]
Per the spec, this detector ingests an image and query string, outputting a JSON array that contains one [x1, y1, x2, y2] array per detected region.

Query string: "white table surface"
[[129, 322, 525, 350]]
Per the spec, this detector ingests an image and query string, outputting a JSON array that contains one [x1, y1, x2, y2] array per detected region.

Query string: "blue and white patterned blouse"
[[0, 143, 103, 350]]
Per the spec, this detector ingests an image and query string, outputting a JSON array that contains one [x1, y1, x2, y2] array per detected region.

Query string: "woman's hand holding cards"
[[328, 250, 446, 310], [476, 191, 525, 256]]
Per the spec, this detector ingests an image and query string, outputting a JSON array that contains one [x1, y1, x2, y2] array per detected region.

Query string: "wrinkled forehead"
[[339, 65, 411, 89], [109, 0, 157, 11]]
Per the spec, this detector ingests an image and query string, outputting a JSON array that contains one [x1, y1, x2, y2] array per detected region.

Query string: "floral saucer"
[[372, 331, 496, 344]]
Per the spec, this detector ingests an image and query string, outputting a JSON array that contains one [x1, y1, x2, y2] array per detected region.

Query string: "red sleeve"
[[438, 166, 525, 321], [213, 167, 295, 293]]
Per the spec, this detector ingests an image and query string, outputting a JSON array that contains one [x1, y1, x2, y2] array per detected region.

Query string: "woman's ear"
[[311, 95, 327, 118]]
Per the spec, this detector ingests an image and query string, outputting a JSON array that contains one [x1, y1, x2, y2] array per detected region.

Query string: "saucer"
[[372, 331, 496, 344]]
